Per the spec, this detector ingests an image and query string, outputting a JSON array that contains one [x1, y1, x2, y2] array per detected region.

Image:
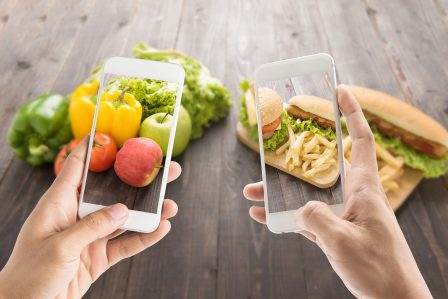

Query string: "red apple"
[[114, 137, 163, 187]]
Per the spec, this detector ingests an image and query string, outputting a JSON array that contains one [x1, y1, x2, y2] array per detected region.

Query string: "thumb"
[[295, 201, 345, 244], [54, 136, 88, 190], [59, 203, 128, 252]]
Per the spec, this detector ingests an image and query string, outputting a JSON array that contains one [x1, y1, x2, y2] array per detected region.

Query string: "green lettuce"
[[132, 42, 232, 139], [264, 112, 300, 151], [297, 119, 336, 140], [238, 80, 258, 140], [371, 126, 448, 178], [105, 76, 177, 119]]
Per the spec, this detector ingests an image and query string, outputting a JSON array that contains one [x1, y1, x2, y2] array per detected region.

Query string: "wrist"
[[393, 273, 432, 299], [401, 284, 432, 299], [0, 271, 11, 299], [0, 269, 20, 299]]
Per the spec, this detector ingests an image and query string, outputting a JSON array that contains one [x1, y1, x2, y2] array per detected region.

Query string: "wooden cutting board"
[[236, 122, 423, 211]]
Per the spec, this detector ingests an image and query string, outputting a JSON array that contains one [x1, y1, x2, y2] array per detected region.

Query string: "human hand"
[[0, 138, 181, 299], [243, 85, 432, 299]]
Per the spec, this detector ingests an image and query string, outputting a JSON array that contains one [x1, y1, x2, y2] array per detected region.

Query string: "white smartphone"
[[254, 53, 345, 233], [78, 57, 185, 233]]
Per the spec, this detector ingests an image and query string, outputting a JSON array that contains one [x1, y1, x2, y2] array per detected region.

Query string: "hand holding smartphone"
[[78, 57, 185, 233], [253, 54, 345, 233]]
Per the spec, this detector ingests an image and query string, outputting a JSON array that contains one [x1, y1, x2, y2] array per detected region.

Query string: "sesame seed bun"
[[259, 88, 284, 126]]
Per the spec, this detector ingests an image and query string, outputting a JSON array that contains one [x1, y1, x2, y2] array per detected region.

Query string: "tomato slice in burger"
[[262, 117, 281, 134]]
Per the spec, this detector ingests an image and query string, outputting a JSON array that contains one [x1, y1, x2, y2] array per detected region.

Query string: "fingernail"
[[106, 204, 128, 220]]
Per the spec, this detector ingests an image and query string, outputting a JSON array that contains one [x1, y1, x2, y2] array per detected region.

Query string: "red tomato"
[[54, 139, 82, 176], [89, 132, 117, 173], [261, 117, 281, 134]]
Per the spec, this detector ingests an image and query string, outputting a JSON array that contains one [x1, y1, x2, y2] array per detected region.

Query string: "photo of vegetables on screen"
[[78, 74, 181, 213]]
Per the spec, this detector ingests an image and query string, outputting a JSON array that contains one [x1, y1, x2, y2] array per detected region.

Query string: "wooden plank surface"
[[0, 1, 447, 299]]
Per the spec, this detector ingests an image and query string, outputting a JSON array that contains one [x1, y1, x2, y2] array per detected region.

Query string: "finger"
[[295, 201, 345, 246], [168, 161, 182, 183], [249, 206, 266, 224], [337, 85, 377, 173], [53, 136, 89, 190], [344, 159, 351, 173], [161, 199, 178, 220], [57, 203, 128, 253], [106, 219, 171, 267], [243, 182, 264, 201], [106, 200, 177, 241]]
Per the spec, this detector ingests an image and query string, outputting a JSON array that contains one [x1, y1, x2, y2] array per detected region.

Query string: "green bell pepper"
[[7, 93, 73, 166]]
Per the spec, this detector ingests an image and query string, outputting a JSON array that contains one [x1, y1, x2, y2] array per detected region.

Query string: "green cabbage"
[[372, 126, 448, 178], [105, 76, 177, 119], [132, 42, 232, 139]]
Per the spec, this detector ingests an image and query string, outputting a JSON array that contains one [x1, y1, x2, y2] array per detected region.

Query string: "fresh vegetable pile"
[[7, 43, 232, 181], [62, 74, 188, 187], [132, 42, 232, 139]]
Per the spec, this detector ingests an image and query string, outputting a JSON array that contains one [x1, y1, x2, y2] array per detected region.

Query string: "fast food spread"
[[237, 81, 448, 208], [241, 83, 340, 188]]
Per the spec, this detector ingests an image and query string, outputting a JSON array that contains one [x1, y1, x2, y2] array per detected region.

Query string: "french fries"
[[375, 143, 404, 169], [281, 126, 337, 178], [343, 136, 404, 193]]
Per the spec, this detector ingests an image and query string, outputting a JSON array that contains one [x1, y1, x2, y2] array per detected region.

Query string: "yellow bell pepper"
[[69, 79, 99, 139], [96, 88, 142, 147]]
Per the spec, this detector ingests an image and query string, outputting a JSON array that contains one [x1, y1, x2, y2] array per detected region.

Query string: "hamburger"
[[258, 88, 284, 139], [239, 81, 301, 151], [347, 86, 448, 178]]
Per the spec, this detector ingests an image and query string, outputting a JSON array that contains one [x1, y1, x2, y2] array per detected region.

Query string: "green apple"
[[139, 105, 192, 157]]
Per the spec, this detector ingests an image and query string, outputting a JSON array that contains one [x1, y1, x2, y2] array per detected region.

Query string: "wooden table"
[[0, 0, 447, 298]]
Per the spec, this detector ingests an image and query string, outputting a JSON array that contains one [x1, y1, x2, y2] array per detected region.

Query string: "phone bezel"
[[78, 57, 185, 233], [254, 53, 345, 234]]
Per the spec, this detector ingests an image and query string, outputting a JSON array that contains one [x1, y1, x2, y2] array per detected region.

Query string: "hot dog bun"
[[347, 85, 448, 148], [288, 95, 335, 121]]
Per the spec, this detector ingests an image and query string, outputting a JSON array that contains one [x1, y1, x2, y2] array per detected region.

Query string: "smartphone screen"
[[82, 72, 179, 214], [256, 64, 344, 215]]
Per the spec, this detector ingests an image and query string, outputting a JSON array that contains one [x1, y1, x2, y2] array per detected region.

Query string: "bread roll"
[[259, 88, 283, 126], [288, 95, 335, 121], [347, 85, 448, 148]]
